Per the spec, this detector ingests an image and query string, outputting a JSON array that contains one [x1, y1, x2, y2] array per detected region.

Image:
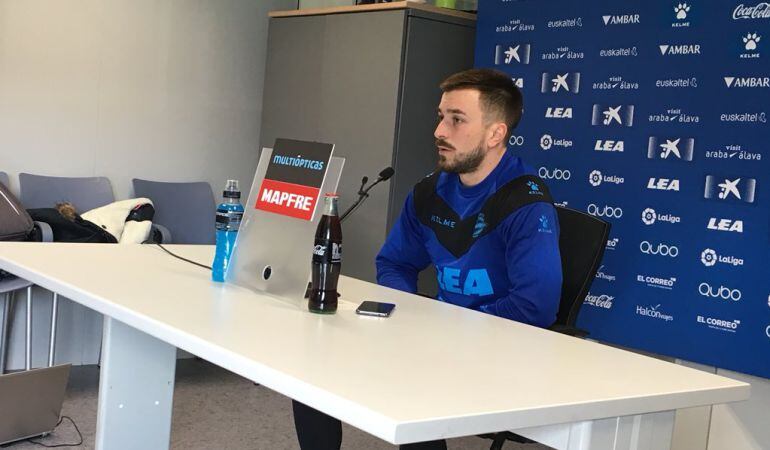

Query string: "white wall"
[[0, 0, 294, 198], [0, 0, 295, 368]]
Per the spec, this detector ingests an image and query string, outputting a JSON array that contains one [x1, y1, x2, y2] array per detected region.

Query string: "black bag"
[[0, 182, 34, 241]]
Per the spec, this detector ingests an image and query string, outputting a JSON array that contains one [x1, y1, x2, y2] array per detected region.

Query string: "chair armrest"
[[549, 324, 590, 338], [151, 224, 172, 244], [33, 221, 54, 242]]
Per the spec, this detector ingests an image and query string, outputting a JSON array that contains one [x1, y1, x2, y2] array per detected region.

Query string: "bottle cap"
[[223, 179, 241, 198]]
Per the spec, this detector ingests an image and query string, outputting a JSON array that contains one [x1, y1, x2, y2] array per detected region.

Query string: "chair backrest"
[[554, 205, 611, 328], [0, 172, 9, 188], [132, 178, 216, 244], [19, 173, 115, 212]]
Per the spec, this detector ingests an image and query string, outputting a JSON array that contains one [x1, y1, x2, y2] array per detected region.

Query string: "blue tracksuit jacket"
[[375, 151, 562, 327]]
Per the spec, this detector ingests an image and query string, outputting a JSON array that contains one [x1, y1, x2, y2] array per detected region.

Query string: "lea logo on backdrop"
[[255, 139, 333, 221]]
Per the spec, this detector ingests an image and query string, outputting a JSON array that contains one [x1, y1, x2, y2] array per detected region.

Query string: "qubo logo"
[[647, 137, 694, 161], [592, 104, 634, 126], [587, 203, 623, 219], [495, 44, 532, 65], [545, 107, 573, 119], [639, 240, 679, 257], [700, 248, 744, 267], [724, 76, 770, 88], [659, 44, 701, 55], [647, 178, 680, 191], [595, 140, 624, 152], [698, 283, 742, 301], [707, 218, 743, 233], [538, 167, 571, 180], [588, 170, 624, 187], [641, 208, 680, 225], [508, 135, 524, 147], [704, 176, 757, 204], [733, 3, 770, 20], [541, 72, 580, 94], [436, 267, 493, 296]]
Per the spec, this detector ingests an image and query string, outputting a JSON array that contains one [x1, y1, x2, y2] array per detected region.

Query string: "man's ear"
[[487, 122, 509, 148]]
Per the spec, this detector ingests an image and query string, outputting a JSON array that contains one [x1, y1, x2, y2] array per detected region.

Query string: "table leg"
[[25, 286, 32, 370], [48, 292, 59, 367], [513, 410, 675, 450], [95, 317, 177, 450], [0, 292, 14, 374]]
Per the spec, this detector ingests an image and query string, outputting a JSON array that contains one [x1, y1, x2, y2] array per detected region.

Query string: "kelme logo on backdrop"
[[672, 3, 692, 27], [740, 32, 761, 58]]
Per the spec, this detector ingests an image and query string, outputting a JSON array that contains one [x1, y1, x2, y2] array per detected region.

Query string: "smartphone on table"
[[355, 301, 396, 317]]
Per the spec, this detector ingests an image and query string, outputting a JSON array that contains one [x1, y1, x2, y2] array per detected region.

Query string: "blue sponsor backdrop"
[[475, 1, 770, 379]]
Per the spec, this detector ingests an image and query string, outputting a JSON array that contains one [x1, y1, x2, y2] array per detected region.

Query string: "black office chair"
[[480, 205, 611, 449]]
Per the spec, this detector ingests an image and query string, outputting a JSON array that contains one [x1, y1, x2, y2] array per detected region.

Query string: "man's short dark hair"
[[440, 68, 523, 135]]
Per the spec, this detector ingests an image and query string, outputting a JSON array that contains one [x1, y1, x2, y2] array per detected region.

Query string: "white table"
[[0, 243, 749, 450]]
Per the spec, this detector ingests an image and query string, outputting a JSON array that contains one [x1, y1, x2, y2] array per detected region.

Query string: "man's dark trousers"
[[293, 401, 447, 450]]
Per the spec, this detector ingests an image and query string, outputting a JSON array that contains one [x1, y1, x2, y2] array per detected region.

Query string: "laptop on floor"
[[0, 364, 71, 445]]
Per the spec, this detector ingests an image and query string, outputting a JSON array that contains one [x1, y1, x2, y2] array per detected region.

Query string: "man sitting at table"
[[293, 68, 562, 450]]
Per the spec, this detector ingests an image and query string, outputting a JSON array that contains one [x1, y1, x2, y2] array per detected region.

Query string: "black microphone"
[[340, 167, 395, 222], [378, 167, 394, 181]]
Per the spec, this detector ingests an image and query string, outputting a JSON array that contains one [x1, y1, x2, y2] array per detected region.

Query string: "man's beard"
[[436, 139, 486, 174]]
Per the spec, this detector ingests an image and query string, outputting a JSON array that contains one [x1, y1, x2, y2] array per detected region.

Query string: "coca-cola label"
[[733, 3, 770, 20], [313, 240, 342, 263]]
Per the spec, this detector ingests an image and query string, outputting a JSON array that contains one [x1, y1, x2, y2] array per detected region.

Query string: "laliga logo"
[[701, 249, 718, 266], [640, 240, 679, 257], [589, 170, 603, 186], [699, 282, 742, 301], [540, 134, 553, 150], [538, 167, 571, 180], [642, 208, 657, 225], [587, 203, 623, 218]]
